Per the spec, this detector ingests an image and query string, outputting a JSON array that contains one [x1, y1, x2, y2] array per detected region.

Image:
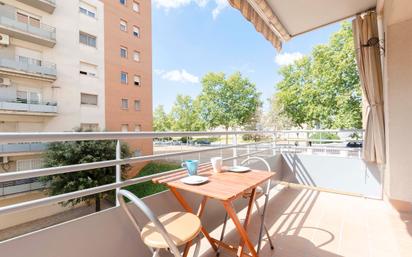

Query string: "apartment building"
[[0, 0, 152, 194], [102, 0, 153, 175]]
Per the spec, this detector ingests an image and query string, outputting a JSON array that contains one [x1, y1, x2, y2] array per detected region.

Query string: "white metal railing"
[[0, 129, 363, 216], [0, 56, 57, 77]]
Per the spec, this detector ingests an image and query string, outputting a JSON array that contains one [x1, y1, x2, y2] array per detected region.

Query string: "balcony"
[[0, 130, 409, 257], [0, 56, 57, 81], [0, 100, 57, 115], [0, 143, 47, 155], [0, 4, 56, 47], [15, 0, 56, 14]]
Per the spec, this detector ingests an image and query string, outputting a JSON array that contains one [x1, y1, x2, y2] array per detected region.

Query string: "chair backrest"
[[117, 190, 181, 257], [241, 156, 273, 192]]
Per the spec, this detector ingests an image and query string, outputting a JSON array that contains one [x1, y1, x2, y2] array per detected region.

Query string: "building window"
[[79, 62, 97, 77], [134, 75, 141, 86], [133, 149, 142, 157], [120, 46, 128, 58], [133, 26, 140, 37], [134, 100, 141, 111], [17, 12, 41, 28], [119, 0, 126, 5], [121, 99, 129, 109], [120, 19, 128, 31], [121, 124, 128, 132], [134, 124, 142, 131], [16, 90, 40, 104], [132, 1, 140, 12], [121, 72, 128, 84], [133, 51, 140, 62], [80, 123, 99, 131], [79, 32, 96, 47], [81, 93, 98, 105], [16, 159, 43, 171], [79, 2, 96, 18]]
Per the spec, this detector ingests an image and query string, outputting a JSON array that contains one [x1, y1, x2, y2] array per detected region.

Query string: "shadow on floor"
[[200, 187, 342, 257]]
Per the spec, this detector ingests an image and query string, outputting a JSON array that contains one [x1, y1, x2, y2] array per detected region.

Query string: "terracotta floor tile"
[[196, 188, 412, 257]]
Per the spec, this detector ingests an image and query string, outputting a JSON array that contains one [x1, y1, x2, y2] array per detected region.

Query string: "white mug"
[[211, 157, 223, 173]]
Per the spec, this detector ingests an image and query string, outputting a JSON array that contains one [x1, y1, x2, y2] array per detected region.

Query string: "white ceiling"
[[267, 0, 377, 37]]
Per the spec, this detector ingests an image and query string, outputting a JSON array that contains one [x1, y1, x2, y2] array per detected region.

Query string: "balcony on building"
[[0, 142, 47, 155], [0, 3, 56, 47], [14, 0, 56, 14], [0, 55, 57, 81], [0, 88, 58, 116]]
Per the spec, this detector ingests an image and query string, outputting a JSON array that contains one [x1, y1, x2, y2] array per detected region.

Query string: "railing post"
[[115, 140, 121, 206], [272, 132, 277, 155], [247, 145, 250, 165], [232, 131, 238, 166]]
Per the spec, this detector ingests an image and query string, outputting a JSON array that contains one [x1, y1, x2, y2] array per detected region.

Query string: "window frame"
[[134, 100, 141, 111], [133, 51, 140, 62], [120, 46, 128, 58], [120, 19, 128, 32], [132, 26, 140, 37], [132, 1, 140, 12], [121, 124, 129, 132], [121, 99, 129, 109], [79, 4, 96, 19], [79, 31, 97, 48], [121, 71, 128, 84], [133, 75, 141, 86], [80, 93, 98, 106]]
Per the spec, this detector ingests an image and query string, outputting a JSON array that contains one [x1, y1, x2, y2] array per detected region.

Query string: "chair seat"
[[242, 186, 264, 198], [141, 212, 201, 249]]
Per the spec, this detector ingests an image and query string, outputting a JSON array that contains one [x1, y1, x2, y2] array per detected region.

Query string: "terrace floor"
[[193, 187, 412, 257]]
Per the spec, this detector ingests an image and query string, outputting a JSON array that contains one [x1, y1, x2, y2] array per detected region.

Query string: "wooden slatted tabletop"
[[153, 165, 274, 201]]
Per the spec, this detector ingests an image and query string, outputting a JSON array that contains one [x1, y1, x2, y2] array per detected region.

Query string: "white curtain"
[[353, 12, 386, 164]]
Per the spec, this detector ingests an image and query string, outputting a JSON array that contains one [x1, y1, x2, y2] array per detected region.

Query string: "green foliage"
[[124, 162, 180, 198], [241, 108, 268, 142], [199, 72, 262, 130], [265, 90, 294, 130], [153, 105, 172, 132], [309, 132, 340, 144], [170, 95, 205, 131], [41, 132, 131, 212], [274, 22, 362, 129]]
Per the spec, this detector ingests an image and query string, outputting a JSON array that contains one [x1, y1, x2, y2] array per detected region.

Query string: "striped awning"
[[228, 0, 291, 51]]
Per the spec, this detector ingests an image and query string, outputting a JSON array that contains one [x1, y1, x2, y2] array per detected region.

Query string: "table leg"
[[237, 188, 256, 257], [169, 187, 218, 251], [222, 195, 258, 257]]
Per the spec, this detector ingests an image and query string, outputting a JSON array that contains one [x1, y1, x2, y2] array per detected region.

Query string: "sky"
[[152, 0, 342, 112]]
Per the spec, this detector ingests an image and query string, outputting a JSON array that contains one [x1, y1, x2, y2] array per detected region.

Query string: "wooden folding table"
[[153, 165, 274, 257]]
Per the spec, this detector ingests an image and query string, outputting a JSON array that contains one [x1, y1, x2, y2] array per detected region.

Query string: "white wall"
[[382, 0, 412, 203]]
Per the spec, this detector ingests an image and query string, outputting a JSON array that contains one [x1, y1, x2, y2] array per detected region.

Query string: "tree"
[[274, 22, 362, 129], [153, 105, 172, 131], [199, 72, 262, 143], [42, 130, 131, 212], [264, 95, 293, 130], [170, 95, 205, 131]]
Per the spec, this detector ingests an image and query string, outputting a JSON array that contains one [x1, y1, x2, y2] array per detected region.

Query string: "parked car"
[[346, 142, 363, 148]]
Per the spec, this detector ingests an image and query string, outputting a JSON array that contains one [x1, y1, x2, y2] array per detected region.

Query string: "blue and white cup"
[[181, 160, 199, 176]]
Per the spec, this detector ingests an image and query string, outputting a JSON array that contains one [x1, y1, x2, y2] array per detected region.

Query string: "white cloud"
[[212, 0, 229, 19], [157, 69, 200, 84], [275, 52, 304, 66], [153, 0, 228, 19], [153, 0, 191, 9]]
